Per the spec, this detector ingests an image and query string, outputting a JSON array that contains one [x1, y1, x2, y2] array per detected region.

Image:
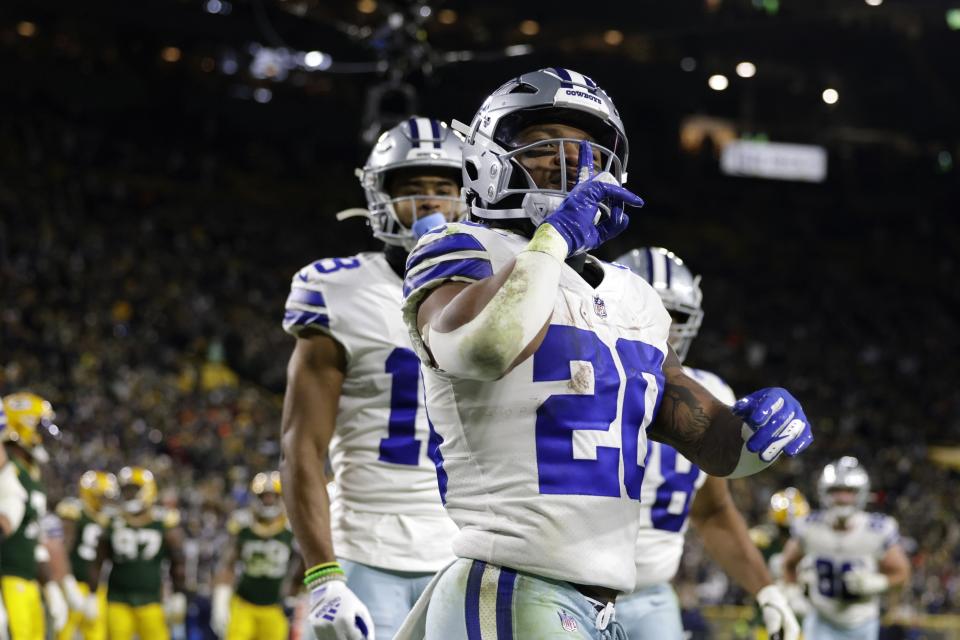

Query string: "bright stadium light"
[[865, 0, 882, 6], [822, 88, 839, 104], [736, 62, 757, 78], [304, 51, 329, 69], [708, 74, 729, 91]]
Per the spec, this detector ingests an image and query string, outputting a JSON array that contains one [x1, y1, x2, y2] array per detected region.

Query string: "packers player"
[[751, 487, 811, 579], [211, 471, 296, 640], [88, 466, 187, 640], [0, 394, 28, 541], [55, 470, 119, 640], [0, 392, 69, 640]]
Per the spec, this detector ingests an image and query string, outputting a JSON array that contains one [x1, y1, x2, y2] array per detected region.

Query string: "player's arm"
[[165, 524, 188, 594], [412, 142, 643, 381], [877, 543, 911, 589], [279, 332, 344, 566], [211, 533, 239, 637], [648, 350, 813, 477], [781, 537, 805, 584], [0, 450, 26, 538], [690, 476, 773, 595], [843, 528, 911, 597]]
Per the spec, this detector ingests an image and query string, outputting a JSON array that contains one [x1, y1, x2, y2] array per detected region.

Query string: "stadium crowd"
[[1, 97, 958, 636]]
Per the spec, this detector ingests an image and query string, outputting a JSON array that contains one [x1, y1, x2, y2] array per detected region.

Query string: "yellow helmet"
[[769, 487, 811, 528], [117, 466, 158, 514], [1, 392, 58, 463], [79, 470, 119, 514], [250, 471, 283, 521]]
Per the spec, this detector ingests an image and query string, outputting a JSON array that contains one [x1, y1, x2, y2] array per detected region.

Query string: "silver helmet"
[[452, 67, 629, 226], [355, 116, 465, 251], [615, 247, 704, 362], [818, 456, 870, 520]]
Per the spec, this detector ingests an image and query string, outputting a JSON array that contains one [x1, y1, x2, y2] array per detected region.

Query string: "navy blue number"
[[313, 257, 361, 274], [648, 445, 701, 532], [532, 326, 664, 498], [378, 348, 421, 466], [816, 559, 857, 599], [617, 338, 665, 500]]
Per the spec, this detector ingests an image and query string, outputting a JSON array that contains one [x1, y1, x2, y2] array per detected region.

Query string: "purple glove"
[[733, 388, 813, 462], [542, 140, 644, 256]]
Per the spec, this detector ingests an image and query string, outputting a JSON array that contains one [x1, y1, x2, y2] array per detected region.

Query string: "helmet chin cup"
[[522, 192, 566, 226]]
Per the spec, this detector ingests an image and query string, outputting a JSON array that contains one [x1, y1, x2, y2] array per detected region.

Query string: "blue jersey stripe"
[[423, 377, 448, 504], [283, 309, 330, 328], [406, 232, 486, 272], [286, 287, 326, 309], [465, 560, 486, 640], [403, 258, 493, 298], [496, 568, 517, 639]]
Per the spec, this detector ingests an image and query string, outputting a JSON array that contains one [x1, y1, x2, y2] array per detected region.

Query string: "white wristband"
[[425, 224, 567, 381]]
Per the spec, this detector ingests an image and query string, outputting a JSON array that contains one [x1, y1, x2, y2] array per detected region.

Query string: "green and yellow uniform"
[[225, 511, 295, 640], [103, 508, 179, 640], [55, 497, 108, 640], [0, 457, 48, 640]]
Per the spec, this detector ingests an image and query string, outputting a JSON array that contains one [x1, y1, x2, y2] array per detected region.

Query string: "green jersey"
[[229, 511, 294, 606], [56, 498, 107, 589], [105, 508, 178, 606], [0, 458, 46, 580]]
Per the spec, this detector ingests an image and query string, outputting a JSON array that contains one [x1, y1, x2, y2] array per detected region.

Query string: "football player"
[[55, 470, 119, 640], [211, 471, 296, 640], [782, 457, 910, 640], [0, 392, 69, 639], [88, 466, 187, 640], [398, 68, 813, 638], [613, 248, 798, 640], [280, 117, 464, 640], [0, 394, 28, 544], [752, 487, 811, 580]]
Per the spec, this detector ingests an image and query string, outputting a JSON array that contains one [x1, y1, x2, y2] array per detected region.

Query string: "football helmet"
[[1, 392, 58, 463], [79, 470, 119, 515], [455, 67, 628, 225], [250, 471, 283, 521], [768, 487, 811, 528], [355, 116, 465, 251], [615, 247, 704, 361], [818, 456, 870, 520], [117, 466, 157, 515]]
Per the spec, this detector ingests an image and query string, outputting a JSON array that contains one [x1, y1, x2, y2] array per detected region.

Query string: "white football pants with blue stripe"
[[614, 583, 684, 640], [424, 558, 627, 639], [803, 611, 880, 640], [300, 558, 434, 640]]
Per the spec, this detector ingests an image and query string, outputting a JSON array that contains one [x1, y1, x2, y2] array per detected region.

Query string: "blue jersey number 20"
[[533, 325, 665, 499]]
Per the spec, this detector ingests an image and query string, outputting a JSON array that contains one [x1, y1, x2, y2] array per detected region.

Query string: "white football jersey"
[[401, 222, 673, 592], [633, 368, 736, 590], [283, 252, 457, 572], [792, 510, 900, 628]]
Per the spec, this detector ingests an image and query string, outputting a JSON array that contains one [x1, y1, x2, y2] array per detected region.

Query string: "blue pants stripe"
[[495, 567, 516, 639], [464, 560, 486, 640]]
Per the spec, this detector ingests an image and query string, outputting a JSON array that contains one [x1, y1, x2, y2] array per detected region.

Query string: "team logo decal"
[[593, 295, 607, 318], [557, 610, 579, 632]]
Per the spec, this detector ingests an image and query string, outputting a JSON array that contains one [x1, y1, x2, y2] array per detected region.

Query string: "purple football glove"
[[734, 387, 813, 462]]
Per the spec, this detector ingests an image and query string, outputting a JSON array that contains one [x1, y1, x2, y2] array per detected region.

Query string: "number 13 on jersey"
[[534, 325, 665, 499]]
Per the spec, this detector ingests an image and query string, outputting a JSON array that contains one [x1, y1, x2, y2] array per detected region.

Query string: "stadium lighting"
[[681, 57, 697, 72], [356, 0, 377, 15], [519, 20, 540, 36], [16, 21, 37, 37], [865, 0, 883, 5], [437, 9, 457, 24], [604, 30, 624, 46], [736, 62, 757, 78], [304, 51, 330, 69], [708, 74, 729, 91], [947, 9, 960, 30], [205, 0, 222, 13], [418, 5, 431, 18], [161, 47, 182, 63], [253, 88, 273, 103], [822, 88, 839, 104]]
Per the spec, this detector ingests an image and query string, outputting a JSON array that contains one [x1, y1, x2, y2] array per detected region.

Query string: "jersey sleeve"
[[227, 510, 251, 536], [41, 513, 64, 540], [55, 498, 82, 522], [871, 513, 900, 552], [282, 263, 335, 339], [400, 223, 495, 362]]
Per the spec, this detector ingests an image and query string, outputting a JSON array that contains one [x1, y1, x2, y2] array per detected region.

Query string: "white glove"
[[756, 584, 800, 640], [781, 582, 810, 618], [81, 592, 100, 622], [165, 592, 188, 624], [308, 580, 374, 640], [43, 581, 69, 632], [62, 575, 86, 611], [211, 585, 232, 638], [843, 571, 889, 597]]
